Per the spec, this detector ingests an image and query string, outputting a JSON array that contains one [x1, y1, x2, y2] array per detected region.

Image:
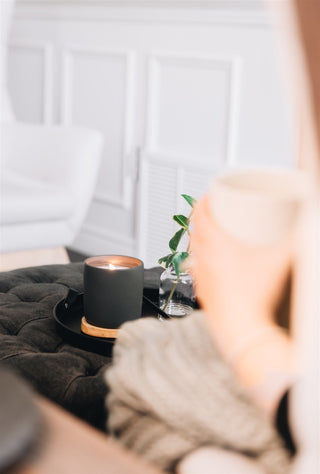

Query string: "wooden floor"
[[9, 396, 162, 474], [0, 247, 90, 272]]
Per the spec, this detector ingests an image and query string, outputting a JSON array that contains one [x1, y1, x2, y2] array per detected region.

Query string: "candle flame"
[[108, 263, 116, 270]]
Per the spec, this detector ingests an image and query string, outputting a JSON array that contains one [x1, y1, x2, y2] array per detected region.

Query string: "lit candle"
[[98, 263, 129, 270], [83, 255, 144, 331]]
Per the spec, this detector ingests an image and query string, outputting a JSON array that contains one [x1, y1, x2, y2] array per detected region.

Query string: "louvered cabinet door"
[[137, 154, 217, 268]]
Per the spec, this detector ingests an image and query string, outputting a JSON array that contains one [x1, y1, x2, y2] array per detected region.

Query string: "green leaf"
[[173, 214, 189, 230], [172, 252, 189, 276], [181, 194, 197, 208], [158, 253, 174, 268], [169, 228, 186, 252]]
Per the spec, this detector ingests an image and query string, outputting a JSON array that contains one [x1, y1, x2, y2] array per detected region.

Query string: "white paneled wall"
[[8, 0, 294, 267], [61, 46, 135, 209], [146, 52, 241, 165], [8, 40, 53, 124]]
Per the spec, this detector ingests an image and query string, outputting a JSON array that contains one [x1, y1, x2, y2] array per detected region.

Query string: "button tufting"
[[0, 262, 116, 431]]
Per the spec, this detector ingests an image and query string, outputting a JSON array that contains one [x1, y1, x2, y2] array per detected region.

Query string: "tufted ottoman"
[[0, 263, 162, 435], [0, 263, 111, 431]]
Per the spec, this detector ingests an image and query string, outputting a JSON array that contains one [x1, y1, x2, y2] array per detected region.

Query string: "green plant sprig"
[[158, 194, 196, 276]]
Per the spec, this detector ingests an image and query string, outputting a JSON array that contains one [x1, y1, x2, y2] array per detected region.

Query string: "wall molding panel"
[[145, 52, 242, 166], [9, 39, 54, 124], [61, 45, 136, 209], [225, 55, 243, 166]]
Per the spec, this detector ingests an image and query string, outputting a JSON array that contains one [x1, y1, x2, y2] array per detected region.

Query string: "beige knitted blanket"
[[105, 312, 291, 473]]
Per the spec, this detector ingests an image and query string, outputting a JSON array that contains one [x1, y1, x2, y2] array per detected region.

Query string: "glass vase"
[[159, 264, 196, 319]]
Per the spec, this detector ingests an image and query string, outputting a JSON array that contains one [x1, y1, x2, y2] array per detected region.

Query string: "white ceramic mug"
[[209, 167, 311, 245]]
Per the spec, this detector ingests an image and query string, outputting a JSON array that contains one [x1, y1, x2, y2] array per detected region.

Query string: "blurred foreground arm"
[[190, 196, 296, 416]]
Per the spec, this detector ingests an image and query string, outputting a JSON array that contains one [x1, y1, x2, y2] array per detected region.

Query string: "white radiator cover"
[[8, 0, 295, 266]]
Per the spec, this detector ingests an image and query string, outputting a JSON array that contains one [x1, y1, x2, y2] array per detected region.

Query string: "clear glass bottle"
[[159, 264, 196, 319]]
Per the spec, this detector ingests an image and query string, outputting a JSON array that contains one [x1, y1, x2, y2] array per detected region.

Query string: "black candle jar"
[[83, 255, 144, 330]]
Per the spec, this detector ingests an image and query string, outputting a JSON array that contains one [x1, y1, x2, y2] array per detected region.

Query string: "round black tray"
[[53, 289, 167, 356]]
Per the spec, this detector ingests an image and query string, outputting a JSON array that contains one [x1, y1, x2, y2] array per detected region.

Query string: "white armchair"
[[0, 122, 103, 253], [0, 0, 103, 270]]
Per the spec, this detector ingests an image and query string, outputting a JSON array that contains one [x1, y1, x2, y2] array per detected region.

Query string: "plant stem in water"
[[163, 274, 180, 312]]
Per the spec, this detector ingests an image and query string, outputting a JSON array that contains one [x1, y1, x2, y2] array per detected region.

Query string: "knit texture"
[[105, 312, 292, 473]]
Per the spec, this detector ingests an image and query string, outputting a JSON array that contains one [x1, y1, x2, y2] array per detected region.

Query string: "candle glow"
[[97, 263, 129, 270]]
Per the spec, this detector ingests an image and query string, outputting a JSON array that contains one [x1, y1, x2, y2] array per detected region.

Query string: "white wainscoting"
[[8, 39, 53, 124], [146, 52, 242, 167], [61, 45, 136, 209], [9, 0, 294, 264]]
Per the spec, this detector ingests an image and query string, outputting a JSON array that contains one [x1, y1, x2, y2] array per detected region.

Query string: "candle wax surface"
[[97, 264, 129, 270]]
